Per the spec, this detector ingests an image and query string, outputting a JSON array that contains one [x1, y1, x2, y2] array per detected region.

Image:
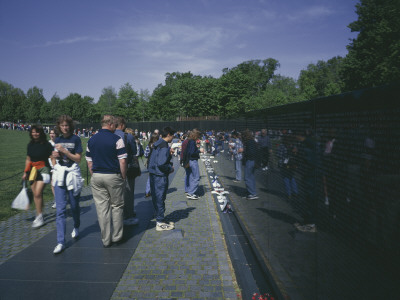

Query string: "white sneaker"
[[156, 222, 174, 231], [71, 228, 79, 239], [51, 202, 56, 209], [32, 214, 44, 228], [53, 243, 65, 254], [123, 217, 139, 226]]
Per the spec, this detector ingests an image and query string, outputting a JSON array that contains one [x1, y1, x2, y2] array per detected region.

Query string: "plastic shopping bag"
[[11, 181, 30, 210]]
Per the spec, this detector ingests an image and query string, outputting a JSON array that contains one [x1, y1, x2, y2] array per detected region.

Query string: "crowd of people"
[[16, 112, 390, 254], [1, 122, 32, 131]]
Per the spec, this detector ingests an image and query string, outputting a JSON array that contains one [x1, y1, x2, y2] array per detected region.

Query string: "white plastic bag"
[[11, 181, 30, 210]]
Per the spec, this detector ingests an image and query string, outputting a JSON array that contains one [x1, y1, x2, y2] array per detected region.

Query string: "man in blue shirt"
[[148, 126, 175, 231], [86, 115, 127, 247], [114, 116, 139, 226]]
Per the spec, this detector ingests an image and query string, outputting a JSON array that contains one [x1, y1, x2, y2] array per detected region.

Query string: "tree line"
[[1, 0, 399, 123]]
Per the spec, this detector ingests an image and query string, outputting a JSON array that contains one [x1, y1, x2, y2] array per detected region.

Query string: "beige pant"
[[91, 173, 125, 246]]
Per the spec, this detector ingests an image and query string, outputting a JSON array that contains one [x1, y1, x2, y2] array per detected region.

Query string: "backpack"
[[124, 133, 141, 178]]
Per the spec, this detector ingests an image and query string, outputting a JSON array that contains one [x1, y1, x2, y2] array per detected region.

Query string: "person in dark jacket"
[[242, 130, 259, 200], [148, 126, 176, 231], [114, 116, 139, 226], [276, 134, 298, 200], [294, 129, 319, 233]]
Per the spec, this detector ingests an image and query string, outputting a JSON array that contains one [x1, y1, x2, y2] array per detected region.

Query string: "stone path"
[[0, 157, 240, 300]]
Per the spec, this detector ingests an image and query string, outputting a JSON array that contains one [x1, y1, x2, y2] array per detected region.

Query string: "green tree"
[[24, 87, 46, 122], [97, 86, 117, 115], [1, 86, 26, 122], [217, 59, 280, 117], [115, 83, 139, 121], [49, 94, 64, 121], [150, 82, 175, 121], [341, 0, 400, 90], [40, 101, 51, 123], [62, 93, 82, 120], [58, 93, 94, 122], [81, 96, 95, 122], [217, 70, 249, 118], [137, 89, 151, 121], [149, 72, 220, 120], [187, 76, 219, 117], [0, 81, 14, 120], [298, 56, 344, 99], [234, 59, 280, 95], [149, 72, 200, 120], [252, 75, 300, 110]]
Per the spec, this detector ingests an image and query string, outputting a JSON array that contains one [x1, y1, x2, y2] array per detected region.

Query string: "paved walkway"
[[0, 157, 239, 300]]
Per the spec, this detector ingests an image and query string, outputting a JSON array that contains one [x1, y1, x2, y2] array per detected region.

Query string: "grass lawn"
[[0, 129, 89, 221]]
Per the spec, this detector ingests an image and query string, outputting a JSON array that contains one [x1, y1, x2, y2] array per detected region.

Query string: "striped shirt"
[[233, 138, 243, 160], [86, 129, 127, 174]]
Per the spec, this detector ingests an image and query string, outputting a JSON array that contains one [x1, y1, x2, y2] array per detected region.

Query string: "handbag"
[[127, 157, 141, 179], [11, 181, 30, 210]]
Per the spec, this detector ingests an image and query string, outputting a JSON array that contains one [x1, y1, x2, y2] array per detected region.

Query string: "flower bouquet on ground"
[[252, 292, 275, 300]]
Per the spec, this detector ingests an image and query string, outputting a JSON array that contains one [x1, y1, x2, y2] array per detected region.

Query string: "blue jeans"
[[150, 174, 168, 223], [284, 177, 298, 196], [145, 177, 150, 195], [244, 160, 256, 196], [234, 158, 242, 181], [185, 160, 200, 195], [55, 185, 80, 245]]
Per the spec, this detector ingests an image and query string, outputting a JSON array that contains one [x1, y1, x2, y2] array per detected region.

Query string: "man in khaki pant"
[[86, 115, 127, 247]]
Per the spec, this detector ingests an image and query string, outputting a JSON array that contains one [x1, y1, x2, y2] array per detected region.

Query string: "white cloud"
[[286, 6, 333, 22], [37, 36, 90, 47], [131, 22, 227, 50], [31, 34, 126, 48], [140, 32, 172, 43], [146, 50, 194, 61]]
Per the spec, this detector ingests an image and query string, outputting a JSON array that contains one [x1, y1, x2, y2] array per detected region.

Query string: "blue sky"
[[0, 0, 358, 101]]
